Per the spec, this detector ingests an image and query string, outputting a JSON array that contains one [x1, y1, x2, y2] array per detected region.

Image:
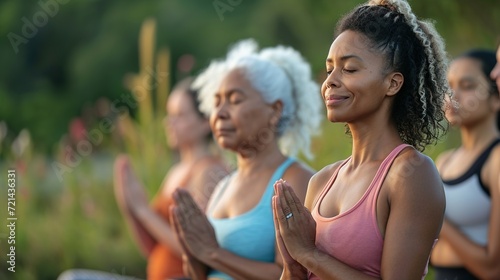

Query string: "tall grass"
[[0, 18, 176, 280], [118, 17, 173, 197]]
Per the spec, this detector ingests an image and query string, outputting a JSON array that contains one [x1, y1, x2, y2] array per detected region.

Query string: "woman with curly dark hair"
[[431, 49, 500, 280], [272, 0, 450, 279]]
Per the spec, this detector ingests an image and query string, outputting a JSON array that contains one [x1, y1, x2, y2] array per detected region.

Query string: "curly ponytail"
[[337, 0, 450, 151], [256, 45, 323, 160]]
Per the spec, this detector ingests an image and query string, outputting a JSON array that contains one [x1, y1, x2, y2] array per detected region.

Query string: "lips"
[[325, 94, 349, 106], [214, 127, 235, 137]]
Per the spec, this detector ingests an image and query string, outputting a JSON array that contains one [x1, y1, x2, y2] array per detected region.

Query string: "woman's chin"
[[166, 139, 178, 150]]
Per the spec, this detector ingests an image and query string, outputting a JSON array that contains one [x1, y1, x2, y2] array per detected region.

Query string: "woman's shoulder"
[[484, 143, 500, 189], [283, 158, 342, 187], [196, 155, 231, 174], [390, 147, 439, 178], [487, 141, 500, 164], [311, 160, 344, 186], [279, 160, 314, 203], [482, 141, 500, 168], [433, 148, 456, 171], [386, 147, 444, 198], [283, 159, 315, 182], [188, 156, 231, 189], [200, 155, 230, 167]]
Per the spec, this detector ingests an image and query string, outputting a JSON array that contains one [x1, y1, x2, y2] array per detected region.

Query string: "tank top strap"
[[312, 157, 351, 211], [207, 157, 296, 215], [474, 138, 500, 172], [206, 174, 233, 215], [442, 138, 500, 197], [368, 144, 412, 203], [474, 138, 500, 196]]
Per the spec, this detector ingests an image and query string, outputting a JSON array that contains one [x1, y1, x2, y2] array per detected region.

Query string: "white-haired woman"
[[170, 39, 323, 280]]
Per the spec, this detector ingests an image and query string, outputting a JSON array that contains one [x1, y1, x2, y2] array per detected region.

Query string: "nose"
[[321, 70, 340, 99], [213, 102, 229, 120], [450, 86, 462, 100], [323, 70, 341, 90]]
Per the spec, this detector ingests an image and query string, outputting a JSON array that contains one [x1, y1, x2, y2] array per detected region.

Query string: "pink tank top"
[[309, 144, 411, 279]]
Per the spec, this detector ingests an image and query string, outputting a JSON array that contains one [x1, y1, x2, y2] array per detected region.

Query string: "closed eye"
[[229, 91, 244, 104], [342, 68, 356, 74]]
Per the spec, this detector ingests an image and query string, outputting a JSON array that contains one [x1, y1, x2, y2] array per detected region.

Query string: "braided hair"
[[336, 0, 450, 151]]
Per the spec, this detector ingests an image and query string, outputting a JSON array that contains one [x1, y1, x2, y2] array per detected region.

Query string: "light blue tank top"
[[207, 158, 295, 280]]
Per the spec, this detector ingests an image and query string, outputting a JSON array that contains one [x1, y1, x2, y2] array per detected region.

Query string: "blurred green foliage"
[[0, 0, 496, 279], [0, 0, 498, 155]]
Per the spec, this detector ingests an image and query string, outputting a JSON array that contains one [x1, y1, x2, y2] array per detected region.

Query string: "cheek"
[[235, 107, 269, 136], [320, 81, 327, 99], [209, 114, 217, 130], [175, 117, 198, 133], [460, 94, 485, 113], [342, 76, 367, 93]]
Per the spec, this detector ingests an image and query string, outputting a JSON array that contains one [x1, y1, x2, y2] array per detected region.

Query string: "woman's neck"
[[178, 141, 211, 164], [459, 119, 499, 150], [235, 140, 286, 177], [348, 119, 403, 168]]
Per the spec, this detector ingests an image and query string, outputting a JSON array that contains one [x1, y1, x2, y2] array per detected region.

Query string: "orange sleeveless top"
[[147, 193, 185, 280], [147, 156, 225, 280]]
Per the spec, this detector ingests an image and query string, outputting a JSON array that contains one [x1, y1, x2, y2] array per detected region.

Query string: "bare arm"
[[133, 162, 228, 258], [115, 201, 157, 256], [113, 155, 157, 256], [179, 162, 229, 279], [378, 152, 445, 279], [132, 205, 183, 256], [200, 249, 284, 280], [117, 156, 229, 260], [438, 147, 500, 279]]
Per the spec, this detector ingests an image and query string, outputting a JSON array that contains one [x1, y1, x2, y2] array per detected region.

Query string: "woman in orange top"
[[114, 78, 229, 280], [58, 78, 229, 280]]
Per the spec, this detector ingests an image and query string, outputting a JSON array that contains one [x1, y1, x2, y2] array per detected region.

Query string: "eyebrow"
[[216, 88, 246, 97], [326, 54, 362, 63], [228, 88, 245, 95]]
